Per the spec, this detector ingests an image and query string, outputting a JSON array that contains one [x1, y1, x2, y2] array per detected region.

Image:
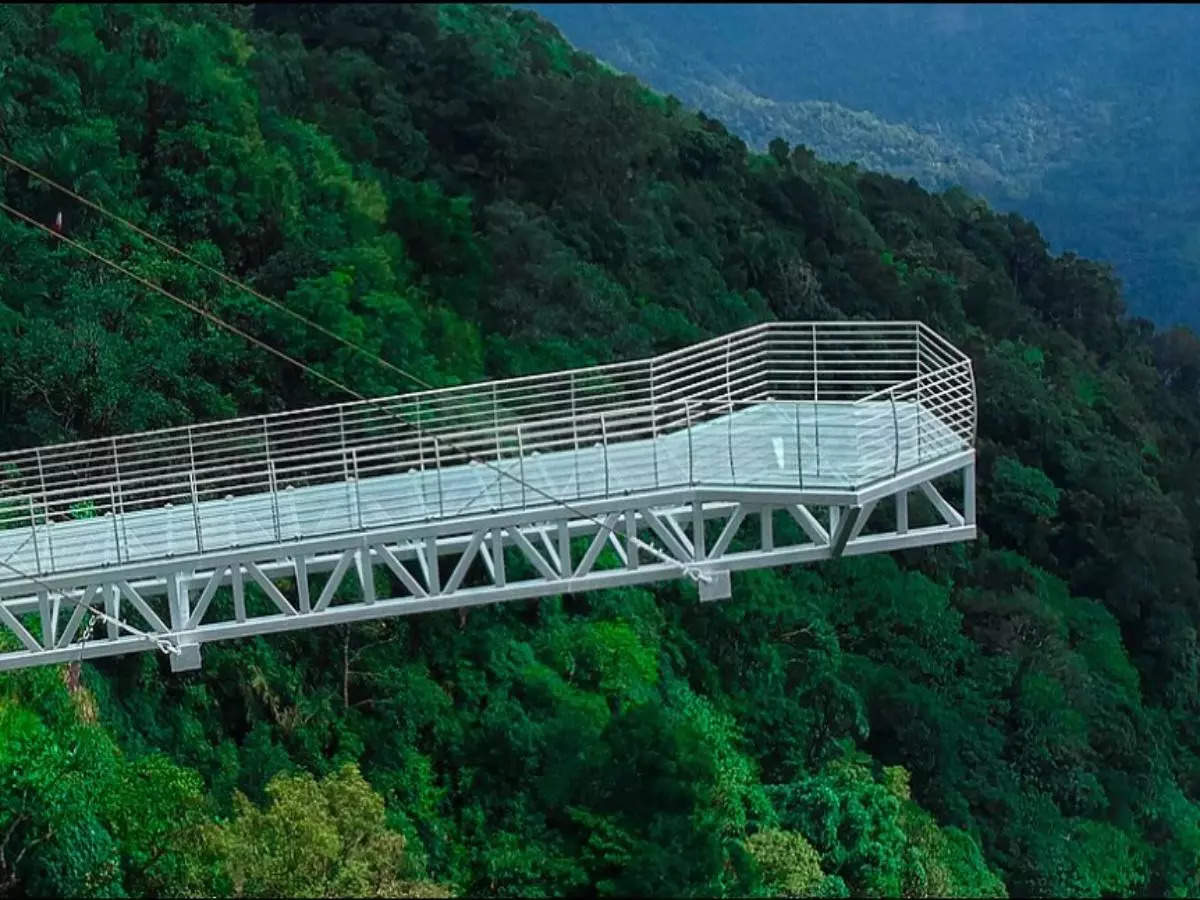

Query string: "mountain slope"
[[528, 3, 1200, 329], [2, 3, 1200, 896]]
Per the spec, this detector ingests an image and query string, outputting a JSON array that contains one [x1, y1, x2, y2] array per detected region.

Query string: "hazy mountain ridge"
[[529, 3, 1200, 327]]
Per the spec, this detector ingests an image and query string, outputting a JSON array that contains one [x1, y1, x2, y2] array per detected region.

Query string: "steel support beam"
[[0, 454, 975, 673]]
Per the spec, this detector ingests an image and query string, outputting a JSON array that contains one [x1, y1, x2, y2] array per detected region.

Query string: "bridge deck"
[[0, 400, 963, 581], [0, 322, 978, 673]]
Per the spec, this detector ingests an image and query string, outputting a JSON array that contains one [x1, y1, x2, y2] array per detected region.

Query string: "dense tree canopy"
[[2, 3, 1200, 897]]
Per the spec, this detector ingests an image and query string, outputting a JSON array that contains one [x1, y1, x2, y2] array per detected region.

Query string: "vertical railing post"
[[268, 459, 282, 542], [794, 401, 804, 489], [338, 406, 349, 481], [968, 361, 978, 448], [517, 424, 527, 509], [724, 335, 733, 405], [339, 406, 352, 527], [727, 398, 736, 482], [35, 449, 54, 572], [112, 436, 129, 561], [109, 484, 122, 564], [416, 397, 426, 510], [493, 384, 502, 507], [164, 501, 174, 560], [811, 323, 819, 402], [811, 325, 821, 479], [650, 360, 660, 489], [434, 437, 445, 519], [724, 326, 734, 482], [189, 470, 204, 553], [420, 435, 432, 522], [416, 398, 424, 469], [27, 497, 42, 574], [186, 425, 197, 473], [917, 370, 924, 464], [570, 372, 580, 499], [261, 415, 279, 544], [914, 321, 922, 380], [915, 323, 923, 464], [600, 413, 610, 497], [351, 448, 364, 531], [890, 389, 900, 476], [685, 400, 694, 486], [186, 426, 199, 553]]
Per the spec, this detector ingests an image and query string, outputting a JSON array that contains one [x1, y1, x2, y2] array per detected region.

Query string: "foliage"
[[767, 751, 1004, 898], [528, 3, 1200, 329], [1, 3, 1199, 898], [745, 828, 833, 897], [205, 763, 448, 898], [0, 665, 223, 897]]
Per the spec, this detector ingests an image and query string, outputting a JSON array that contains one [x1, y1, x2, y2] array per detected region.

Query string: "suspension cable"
[[0, 556, 180, 659], [0, 151, 436, 390], [0, 198, 709, 623]]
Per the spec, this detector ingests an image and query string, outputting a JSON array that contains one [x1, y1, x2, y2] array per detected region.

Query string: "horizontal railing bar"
[[853, 360, 970, 405], [918, 322, 971, 361], [0, 322, 975, 582]]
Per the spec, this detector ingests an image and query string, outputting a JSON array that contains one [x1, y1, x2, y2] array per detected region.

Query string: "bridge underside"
[[0, 447, 975, 672]]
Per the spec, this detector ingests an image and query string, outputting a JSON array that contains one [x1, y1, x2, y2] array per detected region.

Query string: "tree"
[[768, 752, 1004, 898], [746, 828, 832, 897], [205, 763, 448, 898], [0, 702, 122, 897]]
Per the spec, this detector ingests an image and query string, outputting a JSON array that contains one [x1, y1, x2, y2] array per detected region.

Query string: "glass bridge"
[[0, 321, 977, 672]]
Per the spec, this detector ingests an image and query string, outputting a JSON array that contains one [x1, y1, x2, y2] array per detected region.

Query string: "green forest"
[[529, 3, 1200, 332], [2, 3, 1200, 896]]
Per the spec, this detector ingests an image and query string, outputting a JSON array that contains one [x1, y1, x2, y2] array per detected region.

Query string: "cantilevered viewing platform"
[[0, 321, 976, 672]]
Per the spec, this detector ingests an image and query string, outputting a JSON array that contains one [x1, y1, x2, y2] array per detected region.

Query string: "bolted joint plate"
[[698, 569, 732, 603], [169, 642, 202, 672]]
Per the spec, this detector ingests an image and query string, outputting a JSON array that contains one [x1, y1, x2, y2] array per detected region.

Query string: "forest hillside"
[[529, 3, 1200, 331], [2, 4, 1200, 897]]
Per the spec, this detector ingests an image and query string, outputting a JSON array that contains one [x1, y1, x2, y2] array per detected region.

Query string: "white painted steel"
[[0, 321, 978, 673], [0, 321, 973, 583], [0, 399, 966, 578]]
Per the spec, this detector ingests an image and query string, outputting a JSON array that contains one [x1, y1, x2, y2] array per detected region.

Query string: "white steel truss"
[[0, 321, 977, 672]]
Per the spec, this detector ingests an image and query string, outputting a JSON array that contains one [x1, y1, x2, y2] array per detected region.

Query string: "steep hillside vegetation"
[[2, 4, 1200, 896], [530, 3, 1200, 330]]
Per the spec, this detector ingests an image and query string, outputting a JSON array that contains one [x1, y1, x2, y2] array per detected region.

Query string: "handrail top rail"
[[853, 357, 973, 406], [5, 395, 932, 505], [0, 320, 969, 462]]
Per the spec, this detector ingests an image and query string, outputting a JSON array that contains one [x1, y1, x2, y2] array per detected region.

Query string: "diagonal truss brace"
[[0, 458, 975, 673]]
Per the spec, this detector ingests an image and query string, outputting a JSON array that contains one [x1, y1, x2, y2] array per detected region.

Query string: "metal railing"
[[0, 321, 975, 578]]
